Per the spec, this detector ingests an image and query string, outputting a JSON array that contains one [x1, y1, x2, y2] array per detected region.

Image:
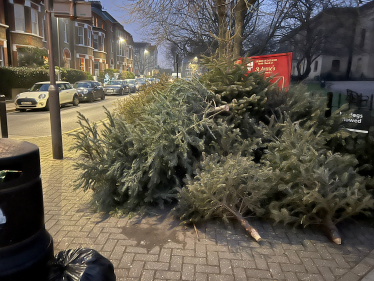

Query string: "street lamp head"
[[144, 49, 149, 54], [119, 37, 125, 43]]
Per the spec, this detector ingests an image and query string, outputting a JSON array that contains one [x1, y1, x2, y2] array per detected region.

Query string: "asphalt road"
[[7, 95, 123, 138]]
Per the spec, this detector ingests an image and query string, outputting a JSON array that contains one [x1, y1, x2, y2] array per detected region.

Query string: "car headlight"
[[15, 94, 21, 100], [83, 89, 88, 94], [38, 93, 47, 99]]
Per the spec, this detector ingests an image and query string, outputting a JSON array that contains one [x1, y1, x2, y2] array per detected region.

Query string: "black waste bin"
[[0, 139, 53, 281]]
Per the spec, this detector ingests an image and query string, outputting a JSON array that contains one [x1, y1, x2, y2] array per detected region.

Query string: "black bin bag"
[[48, 248, 116, 281]]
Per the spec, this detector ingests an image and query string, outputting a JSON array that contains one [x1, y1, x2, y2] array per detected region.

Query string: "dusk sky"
[[100, 0, 170, 68]]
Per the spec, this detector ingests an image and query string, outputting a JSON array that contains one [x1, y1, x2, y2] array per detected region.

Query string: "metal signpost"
[[45, 0, 91, 159]]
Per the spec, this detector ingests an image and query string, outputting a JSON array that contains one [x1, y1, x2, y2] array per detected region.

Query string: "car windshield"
[[107, 80, 122, 85], [127, 79, 135, 84], [136, 78, 145, 83], [73, 82, 90, 88], [30, 83, 50, 91]]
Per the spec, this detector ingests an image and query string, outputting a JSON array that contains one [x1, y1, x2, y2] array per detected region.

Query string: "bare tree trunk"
[[233, 0, 247, 58], [216, 0, 227, 59]]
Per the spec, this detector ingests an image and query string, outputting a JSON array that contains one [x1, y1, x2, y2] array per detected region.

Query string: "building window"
[[110, 40, 113, 53], [14, 4, 25, 32], [101, 36, 104, 51], [78, 26, 84, 45], [31, 8, 39, 35], [79, 58, 85, 71], [64, 20, 68, 43], [93, 34, 98, 50], [331, 60, 340, 72], [94, 61, 99, 76], [360, 28, 366, 49], [314, 61, 318, 72], [0, 46, 4, 66], [42, 17, 45, 39], [89, 60, 92, 74], [119, 40, 122, 56], [87, 30, 91, 47]]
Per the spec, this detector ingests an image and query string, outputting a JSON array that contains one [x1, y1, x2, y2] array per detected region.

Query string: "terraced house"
[[1, 0, 134, 76]]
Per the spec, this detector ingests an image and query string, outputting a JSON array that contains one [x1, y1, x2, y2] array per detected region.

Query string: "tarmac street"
[[8, 130, 374, 281]]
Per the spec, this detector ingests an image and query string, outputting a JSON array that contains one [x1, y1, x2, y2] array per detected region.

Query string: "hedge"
[[0, 67, 92, 98]]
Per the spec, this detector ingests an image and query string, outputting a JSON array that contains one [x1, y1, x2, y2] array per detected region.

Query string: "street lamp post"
[[144, 49, 149, 76], [56, 18, 61, 81], [45, 0, 63, 159], [119, 37, 124, 73], [176, 53, 179, 79]]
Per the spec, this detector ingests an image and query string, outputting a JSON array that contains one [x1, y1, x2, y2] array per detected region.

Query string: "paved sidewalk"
[[5, 100, 16, 113], [11, 134, 374, 281]]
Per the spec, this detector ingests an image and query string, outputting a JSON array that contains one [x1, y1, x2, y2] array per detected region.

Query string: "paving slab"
[[10, 133, 374, 281]]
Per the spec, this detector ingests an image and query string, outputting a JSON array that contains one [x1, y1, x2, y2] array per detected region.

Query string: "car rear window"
[[74, 82, 91, 88]]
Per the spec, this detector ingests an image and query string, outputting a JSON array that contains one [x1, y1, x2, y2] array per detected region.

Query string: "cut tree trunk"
[[322, 217, 341, 245], [233, 210, 261, 241]]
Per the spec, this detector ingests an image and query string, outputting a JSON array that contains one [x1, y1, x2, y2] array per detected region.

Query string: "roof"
[[36, 81, 69, 84], [102, 11, 119, 24]]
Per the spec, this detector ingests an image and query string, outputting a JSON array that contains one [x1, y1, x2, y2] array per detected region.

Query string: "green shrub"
[[85, 72, 94, 81], [119, 71, 135, 79], [0, 67, 49, 97], [60, 68, 88, 83], [98, 68, 119, 81], [17, 47, 48, 67]]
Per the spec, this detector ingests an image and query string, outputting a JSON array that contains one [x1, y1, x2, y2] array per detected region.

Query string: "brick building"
[[281, 1, 374, 80], [133, 42, 158, 76], [1, 0, 136, 77]]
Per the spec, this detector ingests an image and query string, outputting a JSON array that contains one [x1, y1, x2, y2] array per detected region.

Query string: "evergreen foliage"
[[71, 79, 215, 213], [257, 115, 374, 227], [72, 54, 374, 243], [174, 152, 265, 224], [199, 56, 282, 137]]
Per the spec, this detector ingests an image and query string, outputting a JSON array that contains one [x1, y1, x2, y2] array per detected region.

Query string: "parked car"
[[146, 78, 156, 84], [135, 78, 146, 91], [124, 79, 136, 93], [104, 80, 130, 95], [15, 81, 79, 111], [73, 81, 105, 102]]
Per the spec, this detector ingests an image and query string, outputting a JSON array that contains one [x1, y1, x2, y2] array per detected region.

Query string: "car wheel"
[[101, 93, 105, 100], [89, 93, 94, 103], [73, 95, 79, 106]]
